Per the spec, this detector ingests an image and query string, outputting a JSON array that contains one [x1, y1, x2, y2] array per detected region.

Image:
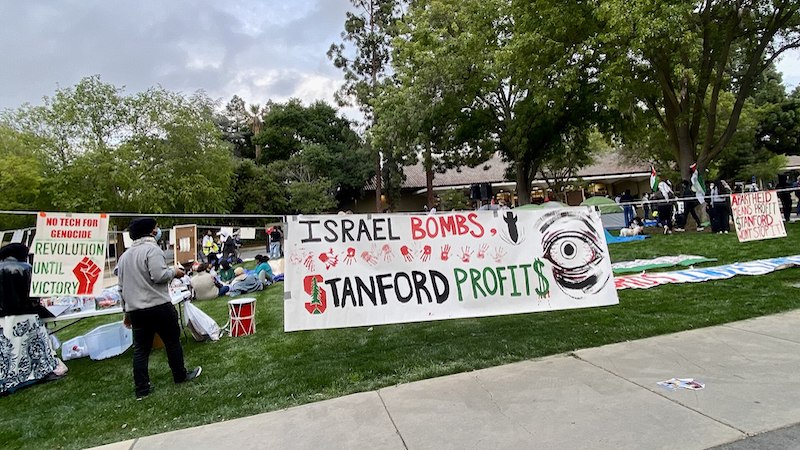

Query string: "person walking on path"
[[118, 217, 201, 398]]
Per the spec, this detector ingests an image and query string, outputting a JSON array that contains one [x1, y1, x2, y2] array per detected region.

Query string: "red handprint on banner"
[[400, 245, 414, 262], [72, 257, 101, 295], [477, 244, 489, 260], [459, 246, 473, 263], [318, 249, 339, 270], [361, 250, 378, 266], [440, 244, 451, 261], [380, 244, 394, 262], [420, 245, 432, 262], [492, 247, 507, 264], [343, 247, 357, 265]]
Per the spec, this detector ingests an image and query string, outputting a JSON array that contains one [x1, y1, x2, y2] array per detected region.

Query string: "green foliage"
[[3, 78, 235, 215], [232, 160, 288, 215], [287, 179, 337, 214], [757, 97, 800, 156], [254, 100, 370, 208], [598, 0, 800, 178], [0, 126, 44, 229], [217, 95, 255, 159], [738, 153, 788, 186], [438, 189, 469, 211], [388, 0, 604, 203], [327, 0, 400, 119]]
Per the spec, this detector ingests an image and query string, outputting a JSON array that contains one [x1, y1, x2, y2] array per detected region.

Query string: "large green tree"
[[386, 0, 602, 204], [254, 99, 371, 207], [599, 0, 800, 179], [4, 78, 235, 214], [328, 0, 402, 211]]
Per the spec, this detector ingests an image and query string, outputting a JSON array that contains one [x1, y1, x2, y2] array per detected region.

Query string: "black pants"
[[657, 204, 673, 229], [206, 252, 219, 271], [779, 195, 792, 221], [712, 202, 730, 232], [684, 201, 702, 227], [129, 303, 187, 395]]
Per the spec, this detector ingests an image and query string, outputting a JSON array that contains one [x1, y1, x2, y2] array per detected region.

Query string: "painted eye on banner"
[[537, 210, 611, 299], [543, 232, 601, 270]]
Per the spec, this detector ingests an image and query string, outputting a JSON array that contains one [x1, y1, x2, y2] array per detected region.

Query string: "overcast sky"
[[0, 0, 799, 123]]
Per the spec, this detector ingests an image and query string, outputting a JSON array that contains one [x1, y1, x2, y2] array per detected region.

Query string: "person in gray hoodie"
[[118, 217, 201, 398]]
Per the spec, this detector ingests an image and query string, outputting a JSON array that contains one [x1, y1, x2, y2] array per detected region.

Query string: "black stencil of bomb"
[[499, 211, 525, 246], [536, 210, 611, 299]]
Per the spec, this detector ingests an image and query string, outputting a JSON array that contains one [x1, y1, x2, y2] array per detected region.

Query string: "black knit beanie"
[[0, 243, 29, 261], [128, 217, 157, 240]]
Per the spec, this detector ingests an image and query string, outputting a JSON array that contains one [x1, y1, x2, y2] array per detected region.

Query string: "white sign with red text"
[[284, 209, 619, 331], [30, 212, 109, 297], [730, 191, 786, 242]]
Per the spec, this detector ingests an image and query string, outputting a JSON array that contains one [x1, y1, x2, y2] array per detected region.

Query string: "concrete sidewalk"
[[93, 310, 800, 450]]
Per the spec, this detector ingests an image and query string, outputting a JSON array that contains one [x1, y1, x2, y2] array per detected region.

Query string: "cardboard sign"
[[730, 191, 786, 242], [30, 212, 109, 297], [173, 225, 197, 265], [284, 209, 619, 331], [238, 227, 256, 240]]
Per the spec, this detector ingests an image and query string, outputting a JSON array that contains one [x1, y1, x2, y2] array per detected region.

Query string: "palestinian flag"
[[690, 163, 705, 203], [650, 166, 659, 191]]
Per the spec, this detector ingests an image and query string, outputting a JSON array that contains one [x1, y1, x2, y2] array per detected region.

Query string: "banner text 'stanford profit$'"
[[30, 212, 109, 297], [284, 209, 619, 331]]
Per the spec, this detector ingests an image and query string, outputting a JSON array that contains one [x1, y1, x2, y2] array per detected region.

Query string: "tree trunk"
[[375, 151, 382, 212], [255, 145, 262, 164], [424, 141, 434, 208], [515, 160, 531, 205]]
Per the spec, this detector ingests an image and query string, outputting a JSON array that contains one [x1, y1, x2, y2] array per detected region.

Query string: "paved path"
[[91, 309, 800, 450]]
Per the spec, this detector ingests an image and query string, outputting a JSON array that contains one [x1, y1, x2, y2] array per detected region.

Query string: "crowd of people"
[[616, 174, 800, 235]]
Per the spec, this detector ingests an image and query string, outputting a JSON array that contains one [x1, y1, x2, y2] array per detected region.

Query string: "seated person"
[[219, 260, 235, 283], [253, 255, 274, 285], [228, 267, 263, 297], [0, 243, 52, 318], [190, 263, 229, 300]]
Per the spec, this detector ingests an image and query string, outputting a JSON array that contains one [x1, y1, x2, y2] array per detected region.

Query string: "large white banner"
[[731, 191, 786, 242], [284, 208, 619, 331], [30, 212, 109, 297]]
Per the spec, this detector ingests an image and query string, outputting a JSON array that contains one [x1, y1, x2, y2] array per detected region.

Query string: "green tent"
[[514, 201, 568, 210], [580, 196, 622, 214]]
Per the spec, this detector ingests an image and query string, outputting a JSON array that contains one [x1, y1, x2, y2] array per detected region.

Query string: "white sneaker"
[[696, 227, 705, 232]]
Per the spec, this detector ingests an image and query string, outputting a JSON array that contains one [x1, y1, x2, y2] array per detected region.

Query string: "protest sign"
[[30, 212, 109, 297], [730, 191, 786, 242], [614, 255, 800, 290], [284, 208, 619, 331]]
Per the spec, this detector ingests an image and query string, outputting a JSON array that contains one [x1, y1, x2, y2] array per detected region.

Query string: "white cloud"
[[777, 48, 800, 90]]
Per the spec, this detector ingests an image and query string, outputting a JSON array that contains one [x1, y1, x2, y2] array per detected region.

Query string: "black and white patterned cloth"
[[0, 315, 58, 394]]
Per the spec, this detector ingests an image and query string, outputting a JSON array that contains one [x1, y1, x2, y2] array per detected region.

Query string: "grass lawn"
[[3, 223, 800, 449]]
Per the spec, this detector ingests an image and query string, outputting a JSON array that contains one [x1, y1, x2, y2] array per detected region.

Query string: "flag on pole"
[[690, 163, 705, 204], [650, 166, 659, 191]]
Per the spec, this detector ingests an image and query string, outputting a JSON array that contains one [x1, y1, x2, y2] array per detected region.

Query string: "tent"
[[580, 196, 622, 214], [581, 196, 625, 229]]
